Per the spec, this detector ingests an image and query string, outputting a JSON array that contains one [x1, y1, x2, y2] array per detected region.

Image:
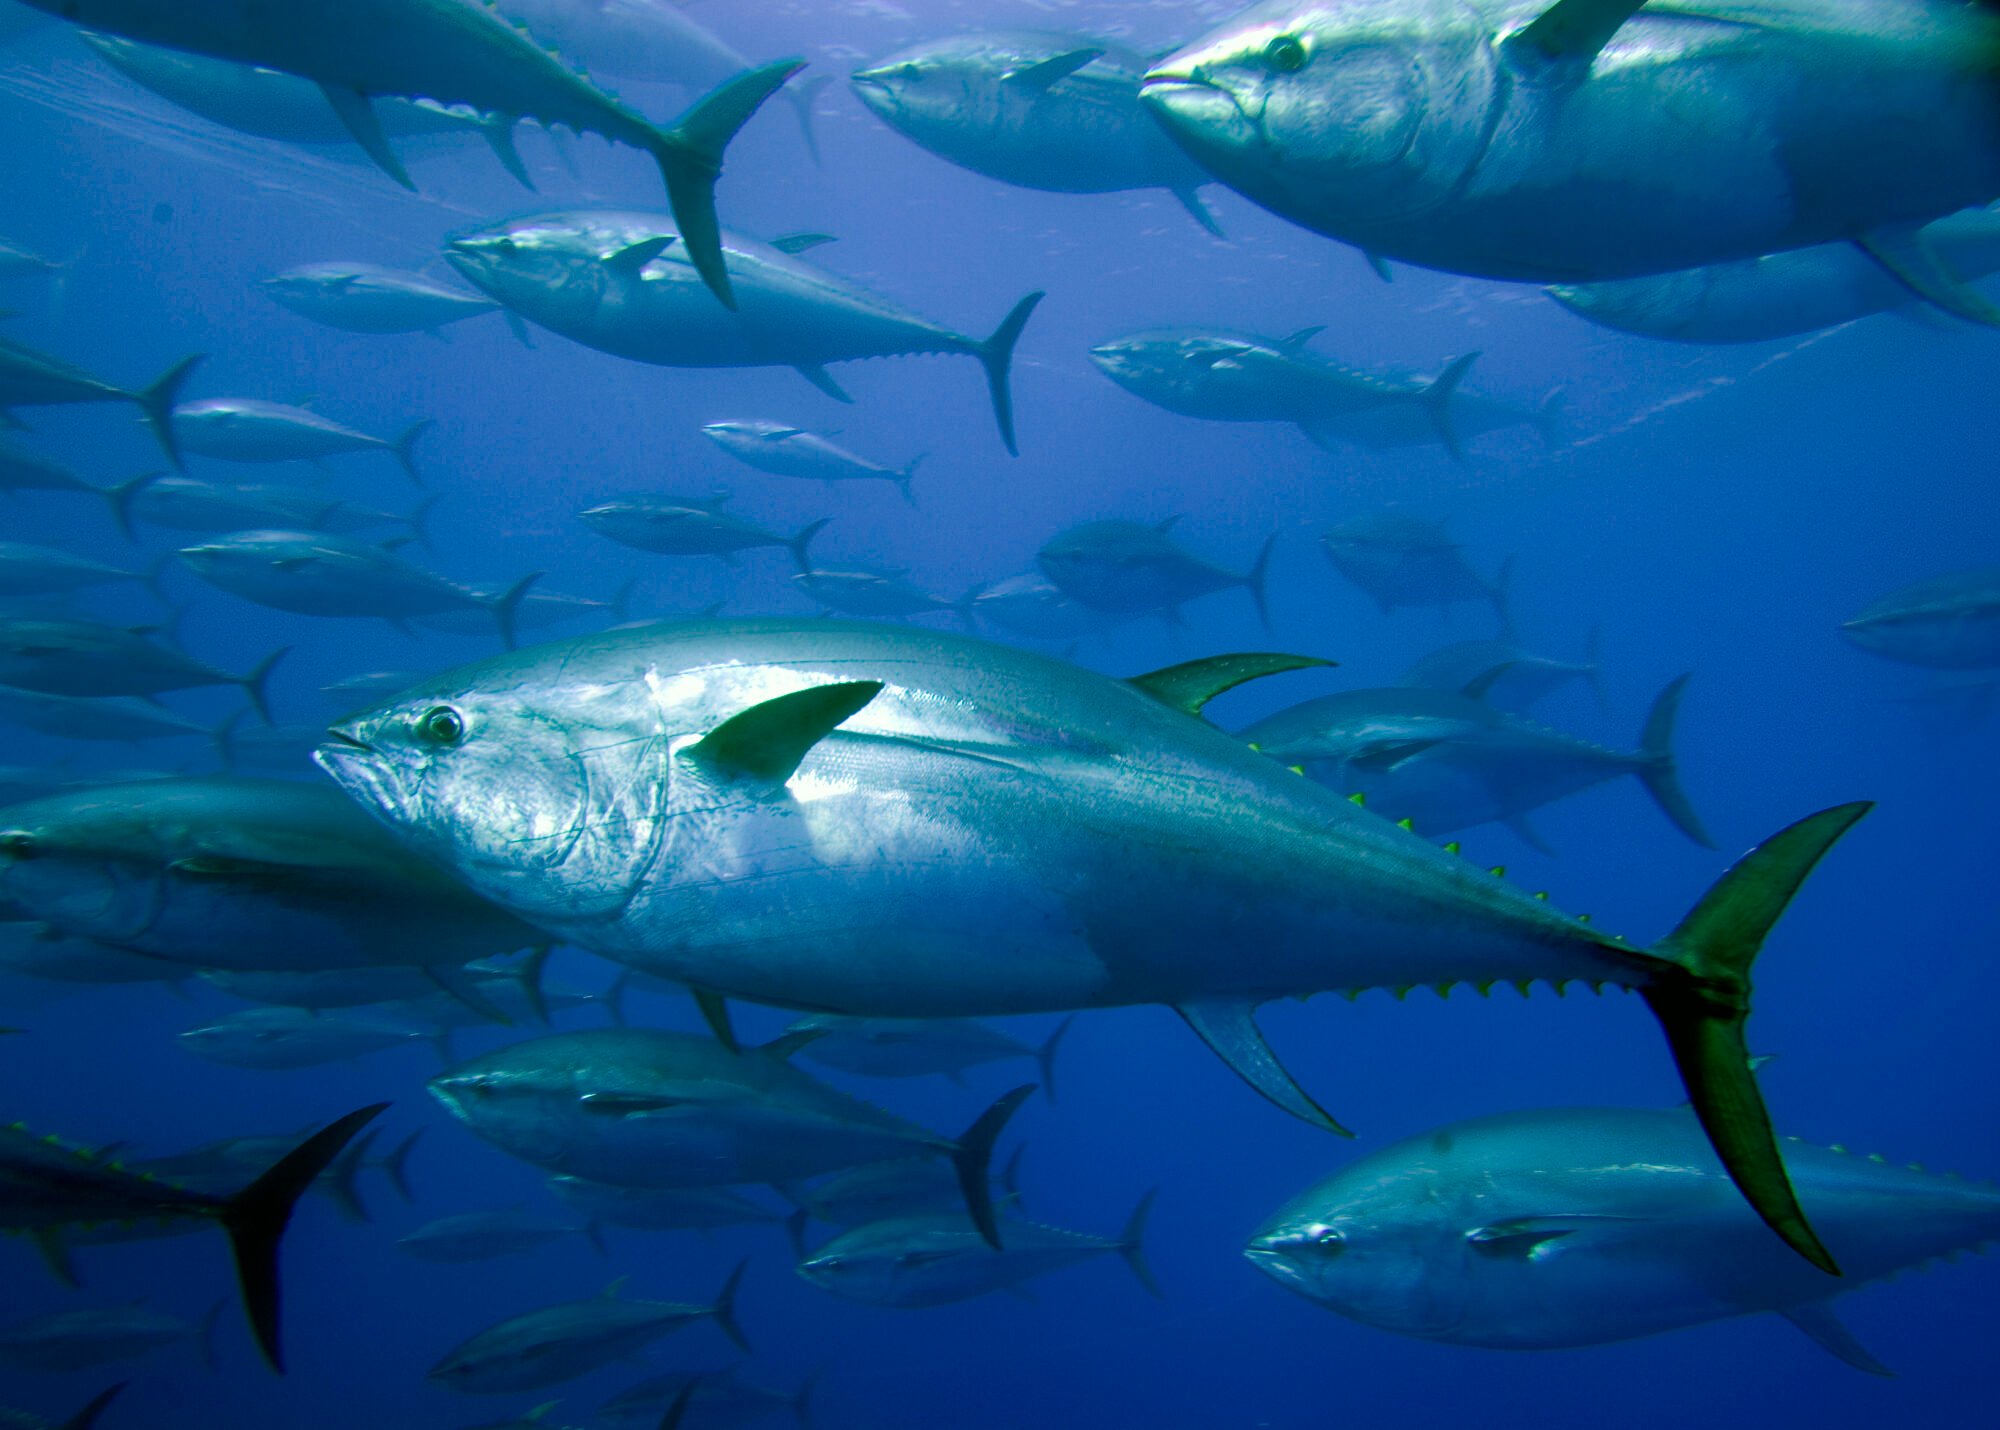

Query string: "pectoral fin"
[[1127, 652, 1332, 717], [1855, 226, 2000, 328], [604, 237, 674, 275], [1003, 48, 1104, 90], [793, 364, 853, 403], [318, 85, 414, 190], [1780, 1301, 1894, 1377], [1348, 738, 1446, 773], [1502, 812, 1556, 856], [579, 1092, 682, 1116], [770, 232, 837, 255], [1175, 999, 1350, 1135], [689, 680, 885, 786], [423, 964, 513, 1027]]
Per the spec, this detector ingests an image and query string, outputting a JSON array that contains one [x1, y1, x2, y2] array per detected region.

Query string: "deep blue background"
[[1, 2, 1995, 1426]]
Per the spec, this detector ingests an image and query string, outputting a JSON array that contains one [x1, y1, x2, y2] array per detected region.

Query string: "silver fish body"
[[1842, 569, 2000, 670]]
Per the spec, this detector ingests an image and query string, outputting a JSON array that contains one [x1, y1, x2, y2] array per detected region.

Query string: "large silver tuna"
[[259, 263, 505, 338], [701, 420, 922, 504], [0, 617, 286, 721], [28, 0, 801, 306], [444, 212, 1044, 453], [1248, 1100, 2000, 1374], [1142, 0, 2000, 302], [318, 620, 1873, 1272], [852, 32, 1221, 234], [171, 399, 429, 482]]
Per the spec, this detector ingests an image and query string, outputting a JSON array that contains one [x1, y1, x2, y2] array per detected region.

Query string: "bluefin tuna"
[[0, 445, 108, 500], [0, 777, 542, 977], [1322, 514, 1507, 619], [107, 473, 427, 545], [171, 400, 430, 483], [0, 1104, 383, 1369], [316, 619, 1874, 1271], [1842, 569, 2000, 670], [0, 617, 285, 721], [791, 568, 974, 623], [1398, 633, 1602, 712], [967, 571, 1124, 642], [852, 32, 1221, 233], [177, 1006, 430, 1069], [0, 687, 209, 745], [398, 1208, 593, 1264], [1142, 0, 2000, 317], [428, 1029, 1031, 1245], [260, 263, 505, 338], [701, 420, 923, 503], [427, 1269, 749, 1393], [1247, 1101, 2000, 1373], [789, 1014, 1070, 1095], [176, 529, 540, 647], [0, 543, 145, 598], [797, 1191, 1158, 1308], [0, 1304, 218, 1374], [0, 338, 198, 467], [547, 1178, 781, 1236], [1241, 675, 1712, 850], [444, 212, 1044, 453], [783, 1155, 1023, 1231], [1089, 328, 1470, 455], [598, 1368, 810, 1429], [1550, 207, 2000, 342], [581, 496, 826, 569], [1039, 520, 1276, 625], [0, 922, 192, 986], [31, 1, 802, 306]]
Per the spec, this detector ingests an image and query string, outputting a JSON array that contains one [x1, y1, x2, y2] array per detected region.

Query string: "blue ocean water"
[[1, 2, 1996, 1427]]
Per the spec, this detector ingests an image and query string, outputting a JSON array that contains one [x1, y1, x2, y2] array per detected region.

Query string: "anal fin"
[[1175, 999, 1351, 1135], [1780, 1301, 1894, 1377]]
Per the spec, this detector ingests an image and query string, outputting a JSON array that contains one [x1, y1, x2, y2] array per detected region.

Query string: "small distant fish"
[[0, 1104, 384, 1369], [203, 950, 552, 1017], [967, 571, 1123, 642], [1242, 676, 1712, 851], [412, 582, 630, 639], [0, 338, 198, 467], [581, 495, 827, 569], [784, 1151, 1023, 1230], [0, 687, 210, 744], [0, 1302, 220, 1374], [176, 530, 539, 648], [797, 1191, 1159, 1307], [548, 1178, 783, 1236], [1398, 632, 1601, 713], [0, 240, 63, 283], [1322, 514, 1507, 620], [428, 1270, 749, 1394], [177, 1006, 432, 1070], [398, 1208, 595, 1264], [791, 568, 974, 622], [430, 1029, 1030, 1246], [260, 263, 503, 337], [171, 400, 431, 483], [1038, 519, 1274, 625], [1842, 569, 2000, 670], [790, 1015, 1070, 1094], [702, 420, 923, 503], [108, 472, 432, 544], [0, 617, 285, 722], [0, 542, 147, 599], [127, 1125, 419, 1226], [598, 1367, 811, 1429]]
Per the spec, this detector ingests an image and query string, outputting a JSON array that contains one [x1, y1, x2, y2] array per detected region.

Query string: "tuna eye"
[[1265, 34, 1309, 72], [416, 705, 465, 746], [0, 831, 35, 860], [1313, 1227, 1346, 1254]]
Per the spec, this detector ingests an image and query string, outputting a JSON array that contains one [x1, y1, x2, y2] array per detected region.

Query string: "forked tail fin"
[[219, 1103, 388, 1372], [1118, 1188, 1163, 1298], [1640, 803, 1872, 1276], [707, 1259, 751, 1354], [136, 354, 203, 470], [1637, 674, 1714, 848], [648, 60, 806, 309], [975, 292, 1045, 456], [951, 1084, 1035, 1249]]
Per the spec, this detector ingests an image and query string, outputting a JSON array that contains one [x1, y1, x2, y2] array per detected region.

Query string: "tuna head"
[[316, 661, 675, 929], [1141, 0, 1496, 237], [1245, 1163, 1483, 1339], [0, 789, 176, 946], [851, 39, 982, 138], [444, 216, 619, 332], [1088, 332, 1265, 417]]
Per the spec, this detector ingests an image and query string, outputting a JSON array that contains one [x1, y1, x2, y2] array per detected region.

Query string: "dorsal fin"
[[1276, 325, 1325, 353], [1127, 652, 1331, 717]]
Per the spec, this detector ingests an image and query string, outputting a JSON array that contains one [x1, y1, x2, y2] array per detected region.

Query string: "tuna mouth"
[[321, 727, 376, 755], [848, 69, 895, 105], [1139, 72, 1260, 148]]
